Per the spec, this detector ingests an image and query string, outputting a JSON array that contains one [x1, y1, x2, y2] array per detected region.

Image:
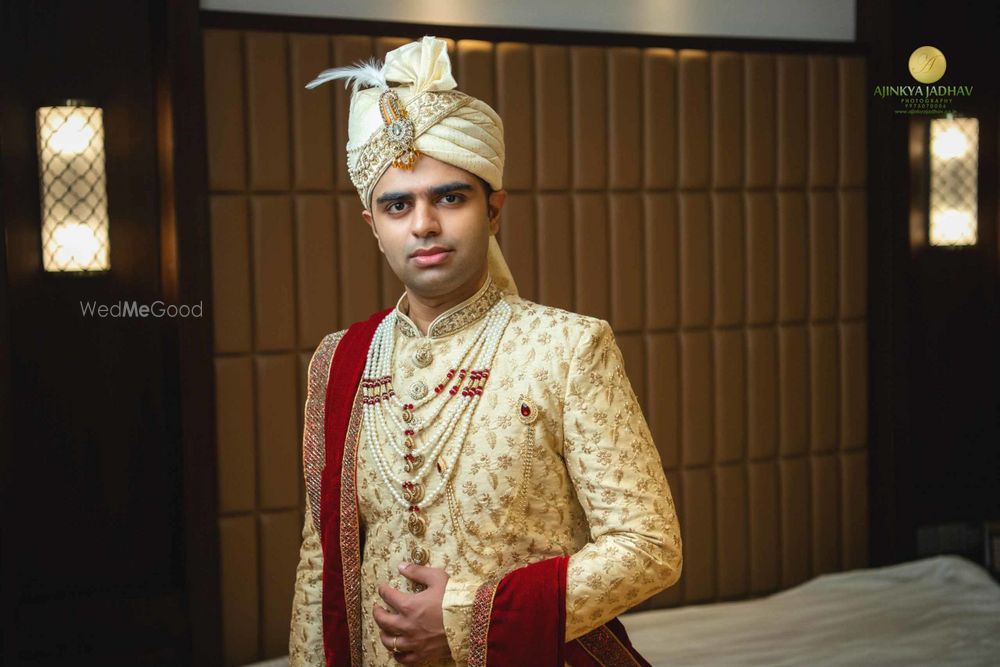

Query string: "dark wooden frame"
[[857, 0, 920, 568], [153, 1, 223, 665], [0, 110, 15, 667], [858, 0, 1000, 565], [0, 1, 221, 665]]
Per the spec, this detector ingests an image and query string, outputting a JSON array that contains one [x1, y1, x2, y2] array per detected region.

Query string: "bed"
[[619, 555, 1000, 666], [247, 555, 1000, 667]]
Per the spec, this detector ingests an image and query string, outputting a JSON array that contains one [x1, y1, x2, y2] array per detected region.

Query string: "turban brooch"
[[305, 36, 504, 213]]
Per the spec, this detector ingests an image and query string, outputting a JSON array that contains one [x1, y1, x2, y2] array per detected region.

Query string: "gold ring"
[[392, 635, 399, 654]]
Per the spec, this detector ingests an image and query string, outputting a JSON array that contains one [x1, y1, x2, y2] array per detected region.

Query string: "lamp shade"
[[36, 103, 110, 272], [929, 116, 978, 247]]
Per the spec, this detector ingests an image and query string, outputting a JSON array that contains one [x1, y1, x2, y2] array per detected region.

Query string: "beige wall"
[[201, 0, 857, 41], [203, 30, 869, 666]]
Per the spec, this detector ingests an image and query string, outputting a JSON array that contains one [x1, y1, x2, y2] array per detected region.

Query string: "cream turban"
[[305, 35, 517, 297]]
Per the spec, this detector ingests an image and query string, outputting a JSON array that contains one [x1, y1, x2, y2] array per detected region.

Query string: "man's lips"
[[410, 247, 453, 267]]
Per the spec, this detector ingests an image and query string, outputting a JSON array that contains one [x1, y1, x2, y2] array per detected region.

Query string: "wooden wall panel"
[[290, 35, 335, 190], [643, 49, 677, 189], [245, 32, 291, 191], [570, 47, 607, 190], [608, 48, 642, 189], [204, 29, 247, 191]]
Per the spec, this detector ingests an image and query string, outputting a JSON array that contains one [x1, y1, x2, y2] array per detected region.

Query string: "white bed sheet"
[[244, 556, 1000, 667], [619, 555, 1000, 666]]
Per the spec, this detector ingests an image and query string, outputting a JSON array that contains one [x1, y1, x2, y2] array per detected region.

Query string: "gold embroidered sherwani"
[[290, 273, 682, 666]]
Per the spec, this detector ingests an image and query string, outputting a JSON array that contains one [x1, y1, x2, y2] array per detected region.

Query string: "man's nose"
[[410, 198, 441, 236]]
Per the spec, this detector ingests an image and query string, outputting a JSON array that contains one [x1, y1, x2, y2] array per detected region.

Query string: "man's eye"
[[441, 194, 464, 204], [387, 202, 407, 213]]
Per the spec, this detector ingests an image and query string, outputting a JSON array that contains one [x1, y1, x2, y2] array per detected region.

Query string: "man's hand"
[[373, 561, 451, 665]]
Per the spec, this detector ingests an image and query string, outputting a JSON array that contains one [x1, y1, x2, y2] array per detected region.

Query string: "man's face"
[[362, 155, 504, 299]]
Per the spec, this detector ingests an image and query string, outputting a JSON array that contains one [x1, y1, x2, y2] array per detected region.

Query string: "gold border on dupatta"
[[303, 331, 345, 535], [339, 381, 365, 666], [574, 624, 643, 667], [466, 578, 501, 667]]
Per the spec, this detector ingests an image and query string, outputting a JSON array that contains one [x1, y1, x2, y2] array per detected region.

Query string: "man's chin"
[[401, 266, 474, 297], [401, 270, 458, 295]]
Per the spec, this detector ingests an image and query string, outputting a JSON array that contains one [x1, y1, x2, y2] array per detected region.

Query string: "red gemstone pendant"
[[517, 395, 538, 424]]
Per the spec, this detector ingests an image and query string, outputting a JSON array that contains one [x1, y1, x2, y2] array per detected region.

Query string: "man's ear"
[[487, 189, 507, 236], [361, 209, 385, 254]]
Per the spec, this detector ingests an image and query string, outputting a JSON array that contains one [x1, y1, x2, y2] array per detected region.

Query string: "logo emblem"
[[908, 46, 946, 84]]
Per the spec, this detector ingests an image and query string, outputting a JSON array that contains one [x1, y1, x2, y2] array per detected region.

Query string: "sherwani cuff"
[[289, 507, 326, 666], [442, 576, 478, 664]]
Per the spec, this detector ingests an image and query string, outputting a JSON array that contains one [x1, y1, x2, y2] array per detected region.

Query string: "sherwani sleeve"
[[289, 506, 325, 666], [561, 318, 683, 641], [441, 578, 477, 663], [440, 318, 682, 661]]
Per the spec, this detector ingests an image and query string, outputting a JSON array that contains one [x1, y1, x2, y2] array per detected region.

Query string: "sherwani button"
[[409, 380, 428, 400], [413, 348, 432, 367], [409, 544, 429, 565]]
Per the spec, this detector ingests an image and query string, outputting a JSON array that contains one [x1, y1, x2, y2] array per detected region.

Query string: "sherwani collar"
[[393, 273, 503, 339]]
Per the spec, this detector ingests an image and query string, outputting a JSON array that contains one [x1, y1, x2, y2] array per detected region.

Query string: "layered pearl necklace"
[[361, 297, 512, 543]]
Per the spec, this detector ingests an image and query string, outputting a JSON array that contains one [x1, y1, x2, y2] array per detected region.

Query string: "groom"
[[290, 36, 682, 667]]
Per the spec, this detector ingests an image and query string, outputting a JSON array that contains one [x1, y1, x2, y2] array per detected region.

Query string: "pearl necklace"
[[361, 297, 512, 542], [365, 310, 494, 455]]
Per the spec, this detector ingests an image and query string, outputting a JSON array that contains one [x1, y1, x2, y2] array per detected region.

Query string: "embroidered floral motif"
[[395, 277, 503, 339], [289, 506, 326, 666], [395, 316, 419, 338], [348, 90, 473, 207], [296, 297, 683, 667]]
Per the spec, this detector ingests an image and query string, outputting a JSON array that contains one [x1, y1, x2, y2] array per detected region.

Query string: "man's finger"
[[397, 561, 447, 588], [379, 630, 413, 655], [372, 602, 406, 635], [377, 582, 412, 614]]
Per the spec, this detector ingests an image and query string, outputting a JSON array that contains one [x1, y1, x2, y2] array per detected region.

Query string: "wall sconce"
[[928, 116, 978, 247], [35, 100, 110, 272]]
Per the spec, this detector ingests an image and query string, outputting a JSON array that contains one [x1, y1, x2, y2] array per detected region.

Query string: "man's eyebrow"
[[428, 181, 474, 197], [375, 181, 475, 205], [375, 190, 411, 205]]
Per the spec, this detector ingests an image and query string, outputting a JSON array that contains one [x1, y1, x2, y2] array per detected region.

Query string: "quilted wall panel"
[[203, 30, 868, 665]]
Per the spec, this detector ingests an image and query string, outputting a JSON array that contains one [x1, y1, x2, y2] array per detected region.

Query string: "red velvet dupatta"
[[469, 556, 651, 667], [320, 307, 392, 666], [319, 308, 651, 667]]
